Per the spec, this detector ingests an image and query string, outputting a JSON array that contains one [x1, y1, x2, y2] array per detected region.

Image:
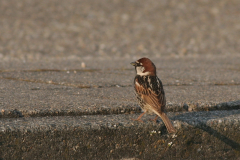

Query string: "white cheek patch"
[[136, 66, 151, 76], [136, 67, 142, 74]]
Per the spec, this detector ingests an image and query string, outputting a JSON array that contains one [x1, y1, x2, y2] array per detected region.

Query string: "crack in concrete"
[[0, 69, 100, 73], [1, 76, 240, 89], [0, 77, 92, 88], [0, 69, 240, 89], [0, 76, 134, 88]]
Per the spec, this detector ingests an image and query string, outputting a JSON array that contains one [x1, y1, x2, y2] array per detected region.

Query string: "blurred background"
[[0, 0, 240, 62]]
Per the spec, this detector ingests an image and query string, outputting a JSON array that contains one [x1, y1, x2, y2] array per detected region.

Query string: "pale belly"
[[140, 104, 155, 115]]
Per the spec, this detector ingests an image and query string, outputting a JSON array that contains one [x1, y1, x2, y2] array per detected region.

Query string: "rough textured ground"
[[1, 110, 240, 160], [0, 0, 240, 159]]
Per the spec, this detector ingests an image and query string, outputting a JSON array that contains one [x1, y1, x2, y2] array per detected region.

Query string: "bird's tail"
[[158, 112, 176, 133]]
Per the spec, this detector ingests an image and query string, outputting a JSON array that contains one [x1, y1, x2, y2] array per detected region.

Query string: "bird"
[[130, 57, 176, 133]]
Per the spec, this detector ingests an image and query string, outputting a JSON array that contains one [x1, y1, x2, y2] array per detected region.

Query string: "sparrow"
[[131, 57, 176, 133]]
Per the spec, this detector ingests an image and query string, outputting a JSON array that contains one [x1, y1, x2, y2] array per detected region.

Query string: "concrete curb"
[[1, 110, 240, 159]]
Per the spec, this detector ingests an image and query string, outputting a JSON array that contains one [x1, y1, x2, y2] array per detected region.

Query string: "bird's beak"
[[130, 62, 136, 66]]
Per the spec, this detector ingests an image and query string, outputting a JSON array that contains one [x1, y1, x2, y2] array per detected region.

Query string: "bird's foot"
[[149, 115, 158, 123]]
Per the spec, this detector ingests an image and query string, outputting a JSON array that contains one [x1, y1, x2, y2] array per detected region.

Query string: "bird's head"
[[130, 57, 156, 76]]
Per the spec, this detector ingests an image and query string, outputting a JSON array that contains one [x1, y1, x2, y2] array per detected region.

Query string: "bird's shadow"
[[171, 101, 240, 151]]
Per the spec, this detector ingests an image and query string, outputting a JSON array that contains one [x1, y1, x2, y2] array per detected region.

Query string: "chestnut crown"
[[130, 57, 156, 76]]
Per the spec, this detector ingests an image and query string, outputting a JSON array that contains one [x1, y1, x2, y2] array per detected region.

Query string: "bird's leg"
[[149, 115, 158, 122], [132, 112, 146, 123]]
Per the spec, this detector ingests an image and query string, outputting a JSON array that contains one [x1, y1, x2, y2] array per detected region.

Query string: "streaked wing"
[[135, 78, 164, 113]]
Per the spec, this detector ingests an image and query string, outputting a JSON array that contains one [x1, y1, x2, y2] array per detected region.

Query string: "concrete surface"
[[1, 110, 240, 159], [0, 0, 240, 159]]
